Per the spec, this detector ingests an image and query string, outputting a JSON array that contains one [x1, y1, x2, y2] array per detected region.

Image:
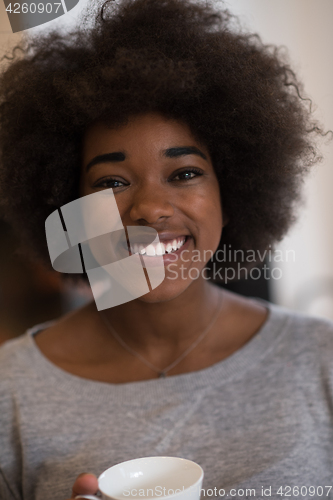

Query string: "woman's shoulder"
[[223, 289, 333, 344], [0, 325, 46, 380], [0, 331, 31, 367], [266, 299, 333, 335], [256, 298, 333, 361], [0, 302, 93, 377], [0, 330, 37, 427]]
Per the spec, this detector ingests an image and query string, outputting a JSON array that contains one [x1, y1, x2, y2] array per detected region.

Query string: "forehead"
[[82, 113, 209, 159]]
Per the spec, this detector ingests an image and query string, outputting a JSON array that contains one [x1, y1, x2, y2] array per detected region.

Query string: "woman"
[[0, 0, 332, 499]]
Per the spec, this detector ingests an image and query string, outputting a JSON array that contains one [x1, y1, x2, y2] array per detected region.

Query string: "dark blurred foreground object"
[[0, 220, 91, 344]]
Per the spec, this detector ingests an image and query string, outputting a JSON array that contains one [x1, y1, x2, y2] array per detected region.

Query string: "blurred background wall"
[[0, 0, 332, 343], [225, 0, 333, 320]]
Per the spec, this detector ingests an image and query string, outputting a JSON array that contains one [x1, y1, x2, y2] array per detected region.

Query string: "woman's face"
[[80, 112, 224, 303]]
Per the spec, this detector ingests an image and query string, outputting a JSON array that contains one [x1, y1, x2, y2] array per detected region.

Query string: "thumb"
[[71, 473, 99, 498]]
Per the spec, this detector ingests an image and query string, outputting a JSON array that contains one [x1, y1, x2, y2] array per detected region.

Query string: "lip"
[[155, 232, 190, 243]]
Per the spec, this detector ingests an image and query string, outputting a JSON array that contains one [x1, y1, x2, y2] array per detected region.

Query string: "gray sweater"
[[1, 300, 333, 500]]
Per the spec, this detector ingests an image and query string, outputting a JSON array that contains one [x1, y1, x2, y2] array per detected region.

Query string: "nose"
[[129, 183, 174, 224]]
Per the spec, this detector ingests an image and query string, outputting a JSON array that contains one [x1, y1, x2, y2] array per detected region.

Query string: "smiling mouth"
[[130, 236, 189, 256]]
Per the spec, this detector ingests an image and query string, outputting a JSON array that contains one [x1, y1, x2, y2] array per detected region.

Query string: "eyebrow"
[[85, 146, 207, 172], [85, 152, 126, 172], [162, 146, 207, 161]]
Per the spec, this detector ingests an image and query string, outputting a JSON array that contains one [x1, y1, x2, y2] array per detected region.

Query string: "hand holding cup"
[[72, 457, 204, 500]]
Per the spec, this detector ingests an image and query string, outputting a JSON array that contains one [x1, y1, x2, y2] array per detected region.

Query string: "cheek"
[[190, 186, 223, 238]]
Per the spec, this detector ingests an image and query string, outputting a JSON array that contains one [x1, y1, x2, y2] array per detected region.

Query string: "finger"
[[71, 473, 99, 498]]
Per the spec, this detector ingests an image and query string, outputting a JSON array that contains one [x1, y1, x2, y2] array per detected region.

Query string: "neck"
[[98, 279, 223, 352]]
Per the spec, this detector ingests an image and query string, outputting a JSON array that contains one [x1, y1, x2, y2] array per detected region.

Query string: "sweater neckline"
[[25, 298, 291, 400]]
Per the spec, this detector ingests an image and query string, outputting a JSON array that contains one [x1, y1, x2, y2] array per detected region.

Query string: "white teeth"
[[132, 237, 187, 256], [177, 238, 185, 250], [146, 244, 156, 256], [155, 242, 164, 256]]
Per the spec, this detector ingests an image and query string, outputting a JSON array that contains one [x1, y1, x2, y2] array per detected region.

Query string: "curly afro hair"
[[0, 0, 325, 283]]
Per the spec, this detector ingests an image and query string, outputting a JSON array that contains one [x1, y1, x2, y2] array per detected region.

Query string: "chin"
[[137, 277, 192, 304]]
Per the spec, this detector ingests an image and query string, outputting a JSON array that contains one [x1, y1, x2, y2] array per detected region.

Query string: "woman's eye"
[[94, 169, 203, 188], [173, 169, 203, 181], [94, 178, 126, 189]]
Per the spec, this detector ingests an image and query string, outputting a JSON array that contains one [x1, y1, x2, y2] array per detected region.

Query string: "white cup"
[[76, 456, 204, 500]]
